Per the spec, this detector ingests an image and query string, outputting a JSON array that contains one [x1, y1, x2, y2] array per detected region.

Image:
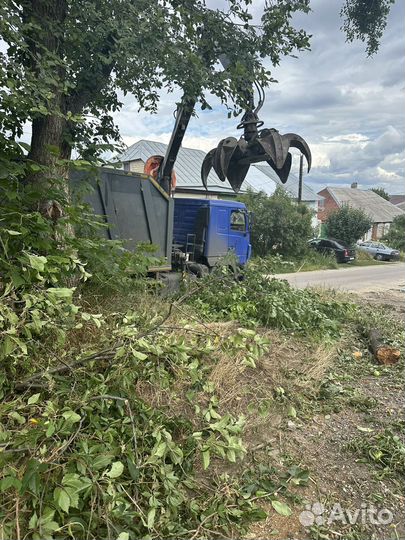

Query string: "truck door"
[[228, 209, 248, 264]]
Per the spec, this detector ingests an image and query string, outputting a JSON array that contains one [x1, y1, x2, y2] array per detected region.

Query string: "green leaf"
[[1, 337, 16, 358], [9, 411, 26, 424], [92, 454, 113, 470], [4, 229, 22, 235], [132, 350, 148, 361], [117, 534, 129, 540], [106, 461, 124, 479], [47, 288, 74, 299], [0, 476, 22, 492], [271, 500, 292, 516], [54, 487, 70, 513], [46, 423, 56, 437], [202, 449, 210, 470], [127, 459, 139, 481], [287, 405, 297, 418], [153, 442, 167, 458], [28, 393, 41, 405], [27, 254, 47, 272], [147, 507, 156, 529], [62, 410, 81, 424]]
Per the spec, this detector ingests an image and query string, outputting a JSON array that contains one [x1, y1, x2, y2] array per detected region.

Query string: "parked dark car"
[[308, 238, 356, 263], [357, 241, 400, 261]]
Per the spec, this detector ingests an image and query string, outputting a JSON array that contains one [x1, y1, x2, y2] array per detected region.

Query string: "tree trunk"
[[24, 0, 69, 185], [368, 329, 400, 365]]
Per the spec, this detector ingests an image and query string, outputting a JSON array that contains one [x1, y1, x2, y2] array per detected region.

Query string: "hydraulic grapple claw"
[[201, 99, 311, 192]]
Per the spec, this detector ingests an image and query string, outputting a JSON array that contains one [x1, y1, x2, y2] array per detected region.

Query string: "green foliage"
[[340, 0, 395, 56], [0, 0, 311, 166], [325, 205, 372, 246], [382, 214, 405, 251], [189, 265, 354, 339], [240, 187, 314, 258], [371, 187, 390, 200], [347, 429, 405, 477], [0, 308, 299, 539], [250, 251, 338, 274], [0, 168, 159, 396]]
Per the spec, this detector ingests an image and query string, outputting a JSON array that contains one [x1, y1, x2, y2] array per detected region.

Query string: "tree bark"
[[24, 0, 69, 183], [368, 329, 400, 365]]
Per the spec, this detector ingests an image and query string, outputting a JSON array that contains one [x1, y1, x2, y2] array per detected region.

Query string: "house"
[[389, 194, 405, 206], [119, 139, 237, 199], [396, 201, 405, 212], [317, 183, 405, 240], [119, 140, 322, 226]]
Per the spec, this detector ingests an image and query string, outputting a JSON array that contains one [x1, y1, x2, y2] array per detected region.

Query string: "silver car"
[[357, 241, 400, 261]]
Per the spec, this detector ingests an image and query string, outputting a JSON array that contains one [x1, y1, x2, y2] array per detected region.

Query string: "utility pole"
[[298, 154, 303, 203]]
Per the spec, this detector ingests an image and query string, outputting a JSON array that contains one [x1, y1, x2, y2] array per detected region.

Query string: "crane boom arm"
[[156, 98, 195, 194]]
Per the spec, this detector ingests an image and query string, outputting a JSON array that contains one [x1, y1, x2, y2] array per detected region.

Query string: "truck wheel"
[[187, 262, 209, 278]]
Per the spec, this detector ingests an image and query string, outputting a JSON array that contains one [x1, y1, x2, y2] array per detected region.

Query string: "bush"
[[382, 214, 405, 251], [239, 187, 314, 258], [325, 205, 372, 245], [0, 176, 158, 394]]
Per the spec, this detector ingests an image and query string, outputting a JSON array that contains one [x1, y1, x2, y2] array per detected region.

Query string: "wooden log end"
[[376, 347, 401, 365]]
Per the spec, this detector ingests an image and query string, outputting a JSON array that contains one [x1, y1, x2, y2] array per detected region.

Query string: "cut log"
[[368, 329, 401, 365]]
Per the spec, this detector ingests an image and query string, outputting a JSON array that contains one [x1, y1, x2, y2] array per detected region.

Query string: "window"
[[319, 240, 331, 248], [230, 210, 246, 232]]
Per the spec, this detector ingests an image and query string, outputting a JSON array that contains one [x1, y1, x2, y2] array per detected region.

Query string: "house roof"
[[389, 194, 405, 205], [119, 139, 236, 194], [253, 165, 323, 202], [396, 201, 405, 212], [120, 140, 320, 201], [323, 187, 405, 223]]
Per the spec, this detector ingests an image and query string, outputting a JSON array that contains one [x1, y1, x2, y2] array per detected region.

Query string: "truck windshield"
[[230, 210, 246, 232]]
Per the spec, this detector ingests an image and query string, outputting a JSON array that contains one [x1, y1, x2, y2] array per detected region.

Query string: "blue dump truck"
[[71, 168, 251, 277]]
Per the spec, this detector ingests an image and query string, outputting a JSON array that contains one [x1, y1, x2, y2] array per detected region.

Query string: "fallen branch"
[[15, 285, 202, 391], [14, 348, 116, 391], [368, 328, 400, 365]]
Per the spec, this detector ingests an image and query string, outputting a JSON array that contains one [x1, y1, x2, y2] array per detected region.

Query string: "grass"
[[252, 247, 395, 274]]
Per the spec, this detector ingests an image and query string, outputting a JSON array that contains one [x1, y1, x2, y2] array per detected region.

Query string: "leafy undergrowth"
[[0, 247, 399, 539], [0, 298, 318, 540], [188, 267, 355, 339], [346, 429, 405, 478]]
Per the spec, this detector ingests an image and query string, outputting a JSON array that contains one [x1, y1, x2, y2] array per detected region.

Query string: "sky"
[[113, 0, 405, 195]]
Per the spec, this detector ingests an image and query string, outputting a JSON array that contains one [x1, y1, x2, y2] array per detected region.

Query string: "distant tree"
[[325, 206, 372, 245], [382, 215, 405, 251], [371, 187, 390, 200], [240, 187, 313, 258]]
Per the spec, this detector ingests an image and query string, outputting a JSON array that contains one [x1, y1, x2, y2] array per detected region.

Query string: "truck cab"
[[173, 199, 251, 271]]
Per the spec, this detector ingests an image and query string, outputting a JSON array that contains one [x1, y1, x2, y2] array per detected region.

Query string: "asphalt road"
[[274, 262, 405, 292]]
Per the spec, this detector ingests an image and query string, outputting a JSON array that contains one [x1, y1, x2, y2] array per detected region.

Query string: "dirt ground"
[[245, 293, 404, 540]]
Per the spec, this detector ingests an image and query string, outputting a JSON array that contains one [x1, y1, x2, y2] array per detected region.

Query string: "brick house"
[[317, 183, 405, 240]]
